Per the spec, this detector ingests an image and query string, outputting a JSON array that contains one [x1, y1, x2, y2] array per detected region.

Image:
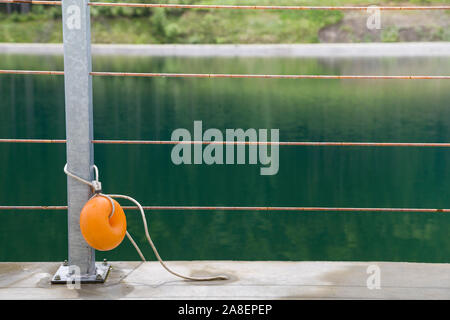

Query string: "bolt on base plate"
[[51, 262, 111, 284]]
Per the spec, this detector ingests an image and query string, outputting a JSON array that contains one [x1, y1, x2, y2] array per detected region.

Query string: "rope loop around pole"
[[64, 163, 114, 217]]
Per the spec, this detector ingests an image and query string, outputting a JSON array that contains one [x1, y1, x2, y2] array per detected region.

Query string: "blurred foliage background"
[[0, 1, 449, 44]]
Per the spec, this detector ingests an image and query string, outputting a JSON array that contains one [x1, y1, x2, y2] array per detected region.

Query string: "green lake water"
[[0, 54, 449, 263]]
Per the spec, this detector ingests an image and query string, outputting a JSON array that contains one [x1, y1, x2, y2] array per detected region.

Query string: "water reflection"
[[0, 54, 449, 262]]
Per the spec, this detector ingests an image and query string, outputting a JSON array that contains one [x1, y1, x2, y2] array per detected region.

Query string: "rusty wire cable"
[[0, 70, 64, 76], [0, 139, 66, 143], [90, 72, 450, 80], [0, 155, 447, 213], [92, 140, 450, 147], [4, 139, 450, 148], [2, 70, 450, 80], [0, 205, 449, 213], [0, 0, 60, 4], [1, 1, 450, 11], [86, 3, 450, 10]]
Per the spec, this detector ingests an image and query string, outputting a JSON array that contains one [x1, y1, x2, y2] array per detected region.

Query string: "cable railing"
[[0, 3, 448, 213], [2, 136, 450, 213], [1, 205, 449, 212], [2, 70, 450, 79], [1, 0, 450, 11], [1, 0, 449, 281], [4, 139, 450, 147]]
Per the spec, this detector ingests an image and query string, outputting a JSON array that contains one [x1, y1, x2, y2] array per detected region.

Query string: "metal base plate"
[[51, 262, 111, 284]]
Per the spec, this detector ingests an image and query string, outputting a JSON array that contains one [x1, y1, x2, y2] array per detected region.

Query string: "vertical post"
[[51, 0, 112, 285], [62, 0, 95, 276]]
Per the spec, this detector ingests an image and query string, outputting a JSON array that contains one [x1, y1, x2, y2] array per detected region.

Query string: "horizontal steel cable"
[[0, 139, 66, 143], [3, 139, 450, 148], [0, 206, 449, 212], [0, 70, 64, 76], [90, 72, 450, 80], [87, 3, 450, 10], [0, 206, 67, 210], [1, 1, 450, 10], [0, 0, 60, 4], [92, 140, 450, 147], [1, 70, 450, 80]]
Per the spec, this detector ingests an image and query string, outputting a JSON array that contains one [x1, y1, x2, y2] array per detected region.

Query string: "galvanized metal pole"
[[52, 0, 110, 284]]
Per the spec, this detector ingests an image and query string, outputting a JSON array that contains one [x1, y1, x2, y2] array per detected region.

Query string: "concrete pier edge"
[[0, 261, 449, 299], [0, 42, 449, 57]]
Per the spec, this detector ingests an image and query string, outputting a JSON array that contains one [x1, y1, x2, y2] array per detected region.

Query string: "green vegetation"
[[0, 0, 449, 43], [381, 26, 400, 42]]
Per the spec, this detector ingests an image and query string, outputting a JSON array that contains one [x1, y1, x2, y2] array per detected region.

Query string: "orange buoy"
[[80, 196, 127, 251]]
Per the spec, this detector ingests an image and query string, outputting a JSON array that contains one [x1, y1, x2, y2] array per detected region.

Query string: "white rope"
[[126, 231, 146, 262], [64, 164, 94, 188], [64, 164, 228, 282], [108, 193, 228, 281]]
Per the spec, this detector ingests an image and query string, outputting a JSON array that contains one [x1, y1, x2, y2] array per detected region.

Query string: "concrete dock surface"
[[0, 261, 449, 299]]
